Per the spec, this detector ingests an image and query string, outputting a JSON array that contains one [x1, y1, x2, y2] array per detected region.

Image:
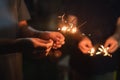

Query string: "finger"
[[108, 44, 118, 53], [104, 41, 110, 48], [45, 39, 54, 48], [56, 34, 65, 41], [55, 38, 65, 44], [33, 39, 53, 48], [54, 41, 65, 46], [78, 44, 90, 54], [36, 38, 49, 43], [52, 44, 62, 49]]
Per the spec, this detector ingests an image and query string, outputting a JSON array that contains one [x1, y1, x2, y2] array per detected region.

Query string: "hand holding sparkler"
[[27, 38, 53, 58], [31, 31, 65, 57], [78, 37, 112, 57], [43, 32, 65, 56], [45, 32, 65, 49], [78, 37, 93, 54], [104, 36, 119, 53]]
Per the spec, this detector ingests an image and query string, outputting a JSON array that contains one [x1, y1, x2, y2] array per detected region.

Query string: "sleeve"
[[17, 0, 31, 21]]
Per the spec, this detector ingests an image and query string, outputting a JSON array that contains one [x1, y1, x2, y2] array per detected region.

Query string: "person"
[[0, 0, 65, 80], [59, 0, 120, 80], [22, 0, 66, 80]]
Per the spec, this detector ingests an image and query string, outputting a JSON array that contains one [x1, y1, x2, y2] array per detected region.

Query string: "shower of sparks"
[[58, 14, 77, 34], [88, 45, 112, 57], [58, 14, 87, 34]]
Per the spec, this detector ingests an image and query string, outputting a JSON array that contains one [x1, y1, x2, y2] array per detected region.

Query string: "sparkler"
[[58, 14, 87, 34], [45, 46, 52, 56], [58, 14, 78, 34], [88, 45, 112, 57]]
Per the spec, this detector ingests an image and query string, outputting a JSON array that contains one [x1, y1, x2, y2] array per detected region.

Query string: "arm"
[[0, 38, 55, 55], [17, 20, 51, 39], [112, 17, 120, 41], [104, 17, 120, 53]]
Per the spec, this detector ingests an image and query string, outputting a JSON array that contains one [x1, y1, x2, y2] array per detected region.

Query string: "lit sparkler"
[[58, 14, 87, 34], [88, 45, 112, 57], [58, 14, 78, 34], [98, 45, 112, 57]]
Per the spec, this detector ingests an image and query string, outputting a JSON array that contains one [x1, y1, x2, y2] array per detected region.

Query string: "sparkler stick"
[[45, 46, 52, 56]]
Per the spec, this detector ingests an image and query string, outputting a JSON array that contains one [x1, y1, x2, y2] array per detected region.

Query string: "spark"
[[88, 47, 96, 56], [78, 21, 87, 29]]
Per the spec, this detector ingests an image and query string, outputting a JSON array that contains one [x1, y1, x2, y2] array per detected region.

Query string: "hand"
[[78, 37, 93, 54], [104, 36, 119, 53], [30, 38, 53, 54], [46, 32, 65, 49]]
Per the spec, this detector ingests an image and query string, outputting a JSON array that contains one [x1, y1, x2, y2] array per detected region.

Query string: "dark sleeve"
[[17, 0, 31, 21], [0, 39, 34, 54]]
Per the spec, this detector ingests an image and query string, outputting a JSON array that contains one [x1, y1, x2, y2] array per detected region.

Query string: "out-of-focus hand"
[[30, 38, 53, 54], [78, 37, 93, 54], [104, 36, 119, 53], [46, 32, 65, 49]]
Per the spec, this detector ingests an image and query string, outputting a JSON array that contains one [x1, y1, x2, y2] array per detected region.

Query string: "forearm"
[[18, 26, 51, 39]]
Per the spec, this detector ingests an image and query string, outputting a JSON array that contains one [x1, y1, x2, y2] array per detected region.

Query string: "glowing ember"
[[88, 47, 96, 56], [61, 26, 68, 32], [58, 24, 77, 33], [71, 27, 77, 33]]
